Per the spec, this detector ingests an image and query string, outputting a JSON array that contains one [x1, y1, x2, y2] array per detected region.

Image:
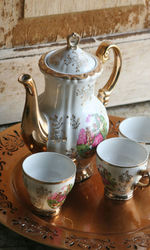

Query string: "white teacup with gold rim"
[[96, 137, 150, 200], [119, 116, 150, 154], [22, 152, 76, 216]]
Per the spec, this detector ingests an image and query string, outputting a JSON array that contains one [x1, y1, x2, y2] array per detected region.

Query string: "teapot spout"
[[18, 74, 48, 152]]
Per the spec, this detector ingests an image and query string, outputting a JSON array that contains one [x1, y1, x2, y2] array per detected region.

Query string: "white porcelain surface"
[[38, 33, 110, 160], [46, 47, 99, 75], [39, 75, 109, 157], [119, 116, 150, 154], [22, 152, 76, 215], [23, 152, 76, 182], [119, 116, 150, 143], [97, 137, 148, 167], [96, 137, 149, 200]]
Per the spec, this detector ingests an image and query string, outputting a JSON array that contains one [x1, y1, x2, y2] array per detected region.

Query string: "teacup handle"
[[136, 170, 150, 189], [96, 42, 122, 106]]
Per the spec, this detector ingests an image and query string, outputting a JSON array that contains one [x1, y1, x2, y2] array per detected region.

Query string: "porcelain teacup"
[[119, 116, 150, 154], [22, 152, 76, 216], [96, 137, 150, 200]]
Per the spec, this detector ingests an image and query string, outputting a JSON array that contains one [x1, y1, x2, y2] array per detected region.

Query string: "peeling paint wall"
[[0, 0, 149, 49], [0, 0, 24, 48]]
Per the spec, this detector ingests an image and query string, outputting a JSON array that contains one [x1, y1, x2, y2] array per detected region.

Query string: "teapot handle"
[[96, 42, 122, 106]]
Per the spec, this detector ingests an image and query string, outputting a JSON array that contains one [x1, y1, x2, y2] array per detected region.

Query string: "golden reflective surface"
[[1, 118, 150, 249]]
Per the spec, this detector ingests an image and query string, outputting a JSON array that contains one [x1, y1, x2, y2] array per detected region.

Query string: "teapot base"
[[75, 156, 95, 183]]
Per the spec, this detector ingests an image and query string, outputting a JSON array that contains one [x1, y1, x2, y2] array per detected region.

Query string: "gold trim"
[[22, 168, 75, 185], [96, 42, 122, 106], [18, 74, 48, 153], [96, 147, 148, 169], [39, 52, 102, 80], [137, 170, 150, 188], [119, 131, 150, 145], [22, 152, 76, 185]]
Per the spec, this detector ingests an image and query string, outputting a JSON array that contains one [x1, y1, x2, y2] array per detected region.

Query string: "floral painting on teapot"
[[77, 113, 107, 157]]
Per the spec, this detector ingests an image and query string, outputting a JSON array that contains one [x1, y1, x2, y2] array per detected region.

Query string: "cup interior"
[[22, 152, 76, 183], [119, 116, 150, 143], [96, 137, 148, 167]]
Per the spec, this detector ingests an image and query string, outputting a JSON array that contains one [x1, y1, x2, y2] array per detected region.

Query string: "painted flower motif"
[[119, 170, 133, 183], [50, 193, 65, 202], [92, 133, 103, 147], [99, 165, 134, 195], [102, 176, 110, 186], [86, 114, 91, 123], [77, 128, 87, 145], [77, 113, 108, 157], [93, 123, 97, 129], [47, 184, 73, 209], [98, 166, 117, 191]]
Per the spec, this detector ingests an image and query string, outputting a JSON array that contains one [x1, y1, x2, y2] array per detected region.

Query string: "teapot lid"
[[39, 33, 102, 79]]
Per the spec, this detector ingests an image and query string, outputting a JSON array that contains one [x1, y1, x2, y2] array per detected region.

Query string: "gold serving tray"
[[1, 116, 150, 249]]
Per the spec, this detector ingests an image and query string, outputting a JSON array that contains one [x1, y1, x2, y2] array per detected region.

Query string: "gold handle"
[[136, 170, 150, 189], [96, 41, 122, 106]]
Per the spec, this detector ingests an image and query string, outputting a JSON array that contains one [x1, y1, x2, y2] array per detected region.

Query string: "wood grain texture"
[[0, 0, 149, 49], [0, 32, 150, 125], [24, 0, 145, 17]]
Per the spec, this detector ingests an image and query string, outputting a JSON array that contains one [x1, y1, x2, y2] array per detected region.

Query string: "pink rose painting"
[[47, 184, 73, 209], [92, 133, 103, 147], [77, 128, 87, 145], [77, 114, 107, 157]]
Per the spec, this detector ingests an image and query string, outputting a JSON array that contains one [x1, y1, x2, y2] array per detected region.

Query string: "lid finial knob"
[[67, 33, 80, 50]]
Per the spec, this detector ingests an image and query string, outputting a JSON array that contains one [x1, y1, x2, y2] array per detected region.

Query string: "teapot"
[[18, 33, 122, 182]]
